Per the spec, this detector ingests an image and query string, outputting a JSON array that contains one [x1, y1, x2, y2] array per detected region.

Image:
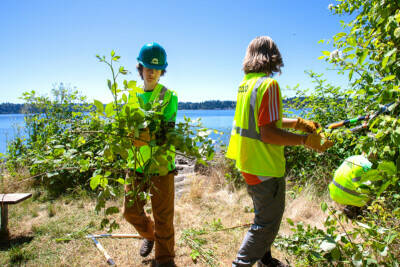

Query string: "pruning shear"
[[326, 102, 396, 132]]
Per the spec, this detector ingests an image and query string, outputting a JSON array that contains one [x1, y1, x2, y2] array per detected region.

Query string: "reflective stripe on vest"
[[149, 85, 168, 104], [332, 180, 361, 197], [234, 77, 267, 140], [226, 74, 285, 177], [329, 155, 372, 207], [159, 86, 167, 101], [256, 175, 274, 182], [155, 86, 172, 114]]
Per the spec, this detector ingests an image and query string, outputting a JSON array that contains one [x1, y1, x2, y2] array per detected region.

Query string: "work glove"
[[304, 133, 333, 153], [128, 128, 151, 147], [295, 117, 321, 133]]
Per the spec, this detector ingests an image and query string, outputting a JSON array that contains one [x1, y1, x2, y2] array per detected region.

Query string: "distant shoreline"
[[0, 98, 303, 114], [0, 101, 236, 114]]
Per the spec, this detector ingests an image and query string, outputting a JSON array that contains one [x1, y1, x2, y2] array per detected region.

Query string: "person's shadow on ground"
[[0, 234, 34, 250]]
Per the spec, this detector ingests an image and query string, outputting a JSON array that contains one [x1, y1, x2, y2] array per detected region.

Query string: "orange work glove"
[[304, 133, 334, 153], [129, 128, 151, 147], [295, 117, 321, 133]]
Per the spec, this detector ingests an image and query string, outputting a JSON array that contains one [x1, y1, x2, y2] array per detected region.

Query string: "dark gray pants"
[[232, 177, 286, 267]]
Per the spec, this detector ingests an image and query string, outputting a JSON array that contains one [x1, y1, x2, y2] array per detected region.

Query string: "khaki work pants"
[[123, 172, 175, 263]]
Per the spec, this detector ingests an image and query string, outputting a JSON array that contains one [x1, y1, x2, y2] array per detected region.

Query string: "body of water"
[[0, 110, 235, 154], [0, 114, 26, 155], [0, 109, 301, 154], [176, 109, 235, 145]]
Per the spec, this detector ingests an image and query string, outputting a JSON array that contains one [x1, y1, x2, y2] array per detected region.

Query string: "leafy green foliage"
[[5, 84, 103, 196], [279, 1, 400, 265], [6, 51, 215, 230], [284, 71, 356, 190], [323, 0, 400, 163], [276, 200, 400, 266], [324, 0, 400, 198], [90, 52, 216, 228]]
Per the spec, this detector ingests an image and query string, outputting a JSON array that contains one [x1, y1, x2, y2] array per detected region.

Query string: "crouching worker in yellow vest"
[[226, 36, 334, 267], [123, 42, 178, 267], [329, 155, 372, 219]]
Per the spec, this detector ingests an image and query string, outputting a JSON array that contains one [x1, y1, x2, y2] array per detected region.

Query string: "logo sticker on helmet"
[[151, 58, 159, 64]]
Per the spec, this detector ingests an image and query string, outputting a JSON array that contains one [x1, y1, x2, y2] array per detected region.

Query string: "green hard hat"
[[137, 42, 168, 70]]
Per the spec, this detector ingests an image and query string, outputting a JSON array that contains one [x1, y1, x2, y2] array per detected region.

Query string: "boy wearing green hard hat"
[[123, 42, 178, 267]]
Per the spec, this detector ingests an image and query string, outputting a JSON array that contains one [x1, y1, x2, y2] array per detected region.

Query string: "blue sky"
[[0, 0, 349, 103]]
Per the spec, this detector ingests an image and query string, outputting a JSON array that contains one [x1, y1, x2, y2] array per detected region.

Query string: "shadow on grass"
[[0, 235, 34, 250]]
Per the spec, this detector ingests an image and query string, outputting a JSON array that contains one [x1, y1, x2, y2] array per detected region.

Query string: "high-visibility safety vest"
[[130, 84, 176, 174], [226, 73, 285, 177], [329, 155, 372, 207]]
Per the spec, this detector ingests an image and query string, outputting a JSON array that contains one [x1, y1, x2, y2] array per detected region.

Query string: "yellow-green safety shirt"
[[128, 83, 178, 174], [329, 155, 372, 207]]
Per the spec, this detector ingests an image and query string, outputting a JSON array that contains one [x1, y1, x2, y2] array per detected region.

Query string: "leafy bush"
[[6, 84, 104, 196], [278, 0, 400, 265], [284, 71, 356, 190], [6, 51, 216, 230], [324, 0, 400, 166], [275, 199, 400, 266]]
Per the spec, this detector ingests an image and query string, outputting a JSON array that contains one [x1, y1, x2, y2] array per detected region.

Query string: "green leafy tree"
[[322, 0, 400, 162], [278, 0, 400, 265], [284, 71, 355, 189], [6, 84, 100, 194]]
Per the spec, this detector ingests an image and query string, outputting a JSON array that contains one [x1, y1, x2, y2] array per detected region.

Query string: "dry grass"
[[0, 168, 341, 267], [0, 168, 32, 193], [176, 175, 253, 266]]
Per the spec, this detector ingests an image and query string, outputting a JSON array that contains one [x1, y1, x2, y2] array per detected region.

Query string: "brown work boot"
[[139, 238, 154, 257], [257, 258, 290, 267], [343, 205, 362, 219]]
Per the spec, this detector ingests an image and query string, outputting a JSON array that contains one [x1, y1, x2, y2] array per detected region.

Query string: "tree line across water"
[[0, 101, 237, 114], [0, 97, 305, 114]]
